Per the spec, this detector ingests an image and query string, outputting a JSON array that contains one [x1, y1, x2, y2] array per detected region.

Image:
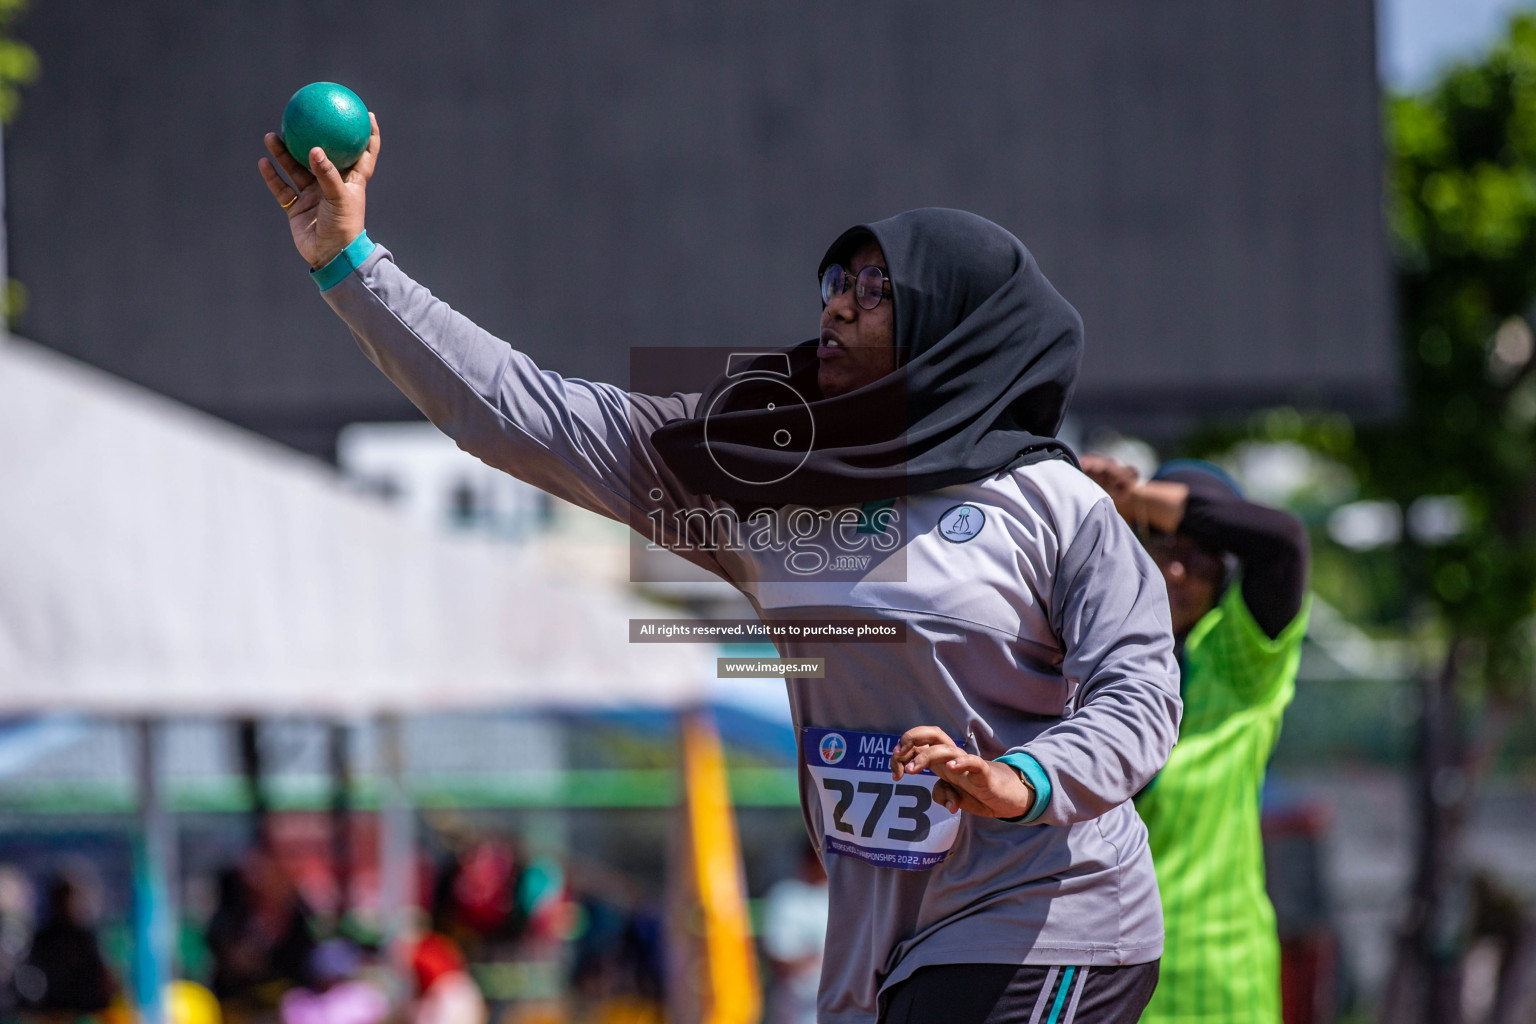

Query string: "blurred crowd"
[[0, 824, 691, 1024]]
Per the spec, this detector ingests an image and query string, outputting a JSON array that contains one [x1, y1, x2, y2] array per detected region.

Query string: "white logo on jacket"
[[937, 504, 985, 543]]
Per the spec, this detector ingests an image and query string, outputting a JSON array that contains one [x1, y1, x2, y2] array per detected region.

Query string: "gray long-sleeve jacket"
[[316, 237, 1182, 1024]]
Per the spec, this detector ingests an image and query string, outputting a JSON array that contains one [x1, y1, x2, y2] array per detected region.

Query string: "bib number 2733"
[[803, 728, 961, 870]]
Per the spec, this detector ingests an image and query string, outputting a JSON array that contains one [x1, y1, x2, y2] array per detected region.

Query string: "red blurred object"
[[451, 841, 516, 933], [1263, 800, 1340, 1024], [1280, 933, 1339, 1024], [411, 932, 466, 994], [248, 812, 433, 921]]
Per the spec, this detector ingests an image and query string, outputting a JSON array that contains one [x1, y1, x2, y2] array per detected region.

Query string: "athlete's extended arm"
[[258, 121, 709, 541]]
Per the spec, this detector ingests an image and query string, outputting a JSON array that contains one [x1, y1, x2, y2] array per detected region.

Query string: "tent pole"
[[328, 721, 353, 923], [131, 719, 175, 1024], [237, 719, 268, 847], [378, 713, 415, 944]]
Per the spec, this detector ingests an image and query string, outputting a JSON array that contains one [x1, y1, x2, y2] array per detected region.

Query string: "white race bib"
[[803, 728, 961, 870]]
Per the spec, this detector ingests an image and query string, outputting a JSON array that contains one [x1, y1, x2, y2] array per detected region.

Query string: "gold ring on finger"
[[280, 193, 299, 209]]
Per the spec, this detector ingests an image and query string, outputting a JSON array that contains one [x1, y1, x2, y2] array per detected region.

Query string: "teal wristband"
[[995, 751, 1052, 824], [310, 231, 376, 292]]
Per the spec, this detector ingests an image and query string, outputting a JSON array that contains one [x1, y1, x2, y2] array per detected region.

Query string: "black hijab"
[[649, 208, 1082, 508]]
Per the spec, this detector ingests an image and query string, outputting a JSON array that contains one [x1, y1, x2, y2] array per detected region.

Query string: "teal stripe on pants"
[[1045, 966, 1076, 1024]]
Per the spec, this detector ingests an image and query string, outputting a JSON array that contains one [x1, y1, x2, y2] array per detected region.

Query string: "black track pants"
[[880, 960, 1160, 1024]]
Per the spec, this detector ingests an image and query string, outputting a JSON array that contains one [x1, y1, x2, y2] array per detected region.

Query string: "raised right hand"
[[1080, 453, 1139, 516], [257, 112, 380, 270]]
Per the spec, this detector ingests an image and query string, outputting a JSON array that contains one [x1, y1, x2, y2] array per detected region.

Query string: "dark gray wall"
[[8, 0, 1392, 456]]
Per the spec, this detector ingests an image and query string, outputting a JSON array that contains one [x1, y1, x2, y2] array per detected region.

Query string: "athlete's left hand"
[[890, 726, 1035, 819]]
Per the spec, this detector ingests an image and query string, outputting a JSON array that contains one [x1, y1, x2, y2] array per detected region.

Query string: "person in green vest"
[[1082, 455, 1310, 1024]]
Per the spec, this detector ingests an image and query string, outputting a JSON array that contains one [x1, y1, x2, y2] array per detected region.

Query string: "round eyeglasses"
[[820, 263, 891, 311]]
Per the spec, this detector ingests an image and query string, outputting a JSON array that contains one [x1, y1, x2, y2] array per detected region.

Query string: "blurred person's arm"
[[1079, 454, 1185, 533], [1082, 455, 1308, 638], [1178, 487, 1308, 638]]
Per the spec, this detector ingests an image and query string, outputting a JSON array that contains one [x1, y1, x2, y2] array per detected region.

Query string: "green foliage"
[[0, 0, 33, 125], [1185, 14, 1536, 699], [1370, 13, 1536, 695], [0, 0, 34, 328], [1189, 15, 1536, 702], [4, 277, 25, 325]]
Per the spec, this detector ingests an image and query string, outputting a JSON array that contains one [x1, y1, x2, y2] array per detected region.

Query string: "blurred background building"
[[8, 1, 1392, 456]]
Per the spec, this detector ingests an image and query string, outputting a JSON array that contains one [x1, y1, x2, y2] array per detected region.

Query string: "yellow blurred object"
[[591, 996, 666, 1024], [681, 710, 762, 1024], [168, 981, 222, 1024], [102, 994, 134, 1024], [497, 1000, 568, 1024]]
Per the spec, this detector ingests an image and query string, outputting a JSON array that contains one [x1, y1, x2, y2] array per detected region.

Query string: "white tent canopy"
[[0, 338, 710, 716]]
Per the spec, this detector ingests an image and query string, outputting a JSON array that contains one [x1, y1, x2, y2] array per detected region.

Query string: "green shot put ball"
[[281, 82, 370, 172]]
